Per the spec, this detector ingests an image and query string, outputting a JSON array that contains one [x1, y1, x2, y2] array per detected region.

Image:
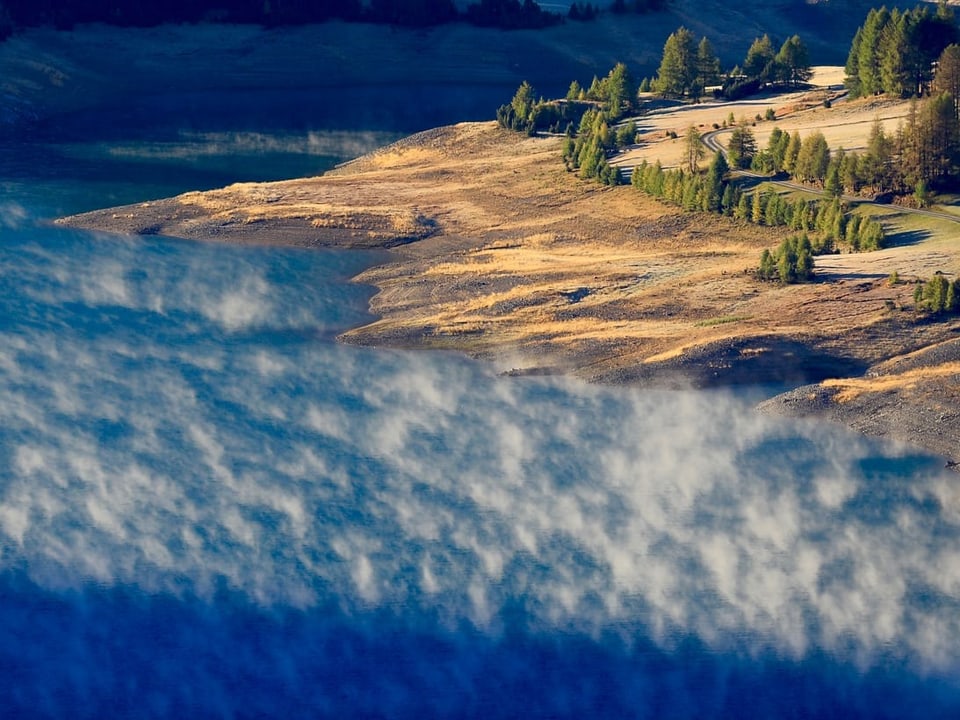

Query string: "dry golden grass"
[[824, 362, 960, 403], [63, 96, 960, 389]]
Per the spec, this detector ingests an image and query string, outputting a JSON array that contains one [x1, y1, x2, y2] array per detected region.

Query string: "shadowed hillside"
[[1, 0, 894, 136]]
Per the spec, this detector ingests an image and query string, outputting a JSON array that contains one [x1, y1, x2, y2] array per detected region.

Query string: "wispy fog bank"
[[0, 227, 958, 716]]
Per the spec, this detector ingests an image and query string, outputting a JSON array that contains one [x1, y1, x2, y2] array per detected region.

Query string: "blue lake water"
[[2, 124, 960, 717]]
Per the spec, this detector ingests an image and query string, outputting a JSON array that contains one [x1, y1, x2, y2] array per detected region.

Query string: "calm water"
[[2, 119, 960, 718]]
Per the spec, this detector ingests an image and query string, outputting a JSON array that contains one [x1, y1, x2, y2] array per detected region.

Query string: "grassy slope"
[[58, 81, 960, 457], [15, 0, 959, 458]]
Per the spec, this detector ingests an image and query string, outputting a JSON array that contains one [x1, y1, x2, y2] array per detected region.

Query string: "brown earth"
[[59, 116, 960, 463]]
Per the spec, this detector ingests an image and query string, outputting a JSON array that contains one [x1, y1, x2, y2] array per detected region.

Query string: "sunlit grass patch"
[[695, 314, 752, 327]]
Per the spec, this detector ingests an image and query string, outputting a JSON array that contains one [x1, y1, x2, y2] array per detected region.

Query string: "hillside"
[[2, 0, 882, 136], [59, 79, 960, 458]]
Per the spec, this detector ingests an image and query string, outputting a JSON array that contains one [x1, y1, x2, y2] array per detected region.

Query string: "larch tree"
[[783, 130, 802, 174], [916, 92, 960, 184], [696, 37, 722, 91], [856, 6, 890, 96], [684, 125, 705, 172], [743, 34, 775, 80], [727, 124, 757, 169], [845, 26, 863, 96], [794, 131, 830, 184], [655, 27, 698, 98], [933, 44, 960, 118], [775, 35, 812, 87], [878, 9, 909, 98], [704, 151, 728, 212], [861, 118, 893, 191], [605, 62, 636, 118]]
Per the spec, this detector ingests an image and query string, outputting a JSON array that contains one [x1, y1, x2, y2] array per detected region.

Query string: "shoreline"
[[58, 121, 960, 466]]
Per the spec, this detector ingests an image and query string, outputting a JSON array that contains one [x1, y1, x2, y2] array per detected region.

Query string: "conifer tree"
[[721, 183, 736, 216], [655, 27, 698, 98], [605, 62, 636, 118], [825, 154, 843, 197], [697, 37, 722, 91], [794, 131, 830, 184], [511, 81, 536, 121], [845, 26, 864, 96], [861, 119, 892, 191], [775, 35, 812, 87], [857, 7, 890, 96], [705, 151, 728, 213], [783, 131, 802, 174], [743, 35, 776, 81], [841, 151, 862, 194], [727, 124, 757, 169], [751, 189, 766, 224], [684, 125, 705, 172], [933, 45, 960, 118]]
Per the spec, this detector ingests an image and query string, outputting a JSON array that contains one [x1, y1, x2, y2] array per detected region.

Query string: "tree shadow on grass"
[[881, 227, 931, 248]]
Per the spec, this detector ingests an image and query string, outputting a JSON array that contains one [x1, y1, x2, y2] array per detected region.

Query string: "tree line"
[[914, 273, 960, 314], [631, 145, 885, 247], [497, 62, 637, 136], [0, 0, 670, 37], [652, 27, 812, 100], [844, 4, 957, 98], [841, 6, 960, 196]]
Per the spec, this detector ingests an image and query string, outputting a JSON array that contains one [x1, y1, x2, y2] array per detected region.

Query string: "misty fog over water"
[[2, 104, 960, 717]]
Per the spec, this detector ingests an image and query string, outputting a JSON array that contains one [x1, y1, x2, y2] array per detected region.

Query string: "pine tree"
[[705, 151, 728, 212], [794, 132, 831, 184], [767, 127, 785, 170], [783, 131, 802, 174], [655, 27, 698, 98], [697, 37, 722, 91], [743, 35, 776, 81], [775, 35, 812, 87], [777, 238, 797, 282], [605, 62, 636, 118], [510, 81, 536, 122], [727, 124, 757, 169], [684, 125, 705, 172], [764, 192, 782, 226], [841, 151, 862, 193], [758, 249, 776, 280], [721, 183, 736, 216], [878, 9, 909, 97], [751, 189, 766, 224], [845, 26, 864, 96], [861, 119, 892, 191], [825, 154, 843, 197], [933, 44, 960, 118], [857, 7, 890, 96], [845, 214, 862, 250]]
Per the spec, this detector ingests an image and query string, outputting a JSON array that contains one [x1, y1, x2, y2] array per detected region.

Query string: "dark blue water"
[[2, 128, 960, 718]]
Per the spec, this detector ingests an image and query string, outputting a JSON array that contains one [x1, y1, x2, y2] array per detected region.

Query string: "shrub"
[[914, 274, 960, 313], [758, 234, 814, 283]]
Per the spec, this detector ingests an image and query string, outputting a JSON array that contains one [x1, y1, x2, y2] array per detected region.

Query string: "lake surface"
[[2, 104, 960, 718]]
